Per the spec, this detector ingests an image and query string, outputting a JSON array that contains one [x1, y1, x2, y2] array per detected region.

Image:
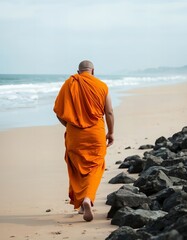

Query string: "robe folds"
[[54, 72, 108, 208]]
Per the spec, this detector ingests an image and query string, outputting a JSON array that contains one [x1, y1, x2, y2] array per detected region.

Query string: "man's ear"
[[77, 70, 80, 74], [92, 69, 94, 75]]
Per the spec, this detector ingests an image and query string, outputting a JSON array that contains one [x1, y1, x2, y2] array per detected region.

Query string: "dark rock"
[[120, 155, 144, 171], [149, 229, 183, 240], [106, 192, 117, 206], [182, 185, 187, 193], [181, 138, 187, 150], [137, 230, 153, 240], [143, 155, 163, 171], [149, 186, 183, 208], [155, 136, 167, 145], [118, 156, 142, 169], [118, 161, 130, 169], [105, 226, 139, 240], [144, 151, 152, 159], [147, 148, 176, 160], [106, 186, 151, 208], [170, 176, 187, 186], [162, 190, 187, 212], [182, 126, 187, 134], [106, 127, 187, 240], [128, 158, 145, 173], [119, 184, 140, 194], [106, 185, 140, 207], [115, 160, 122, 165], [110, 206, 133, 226], [161, 157, 184, 167], [168, 142, 181, 153], [111, 207, 167, 228], [139, 202, 150, 210], [109, 172, 136, 184], [182, 156, 187, 166], [168, 130, 187, 152], [144, 204, 187, 236], [150, 200, 161, 210], [107, 206, 121, 219], [154, 137, 173, 151], [167, 163, 187, 180], [134, 170, 173, 196], [149, 187, 175, 204], [46, 209, 51, 212], [170, 214, 187, 239], [177, 151, 187, 157], [139, 166, 169, 177], [107, 185, 140, 218], [170, 131, 185, 143], [139, 144, 154, 150], [125, 146, 131, 150], [125, 155, 141, 161]]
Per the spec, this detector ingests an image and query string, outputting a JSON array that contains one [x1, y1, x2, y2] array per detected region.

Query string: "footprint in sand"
[[82, 230, 86, 234], [51, 231, 62, 235]]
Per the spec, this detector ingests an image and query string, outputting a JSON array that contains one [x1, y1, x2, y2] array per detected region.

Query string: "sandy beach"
[[0, 82, 187, 240]]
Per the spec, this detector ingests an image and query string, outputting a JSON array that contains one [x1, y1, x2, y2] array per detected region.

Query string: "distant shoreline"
[[1, 64, 187, 75]]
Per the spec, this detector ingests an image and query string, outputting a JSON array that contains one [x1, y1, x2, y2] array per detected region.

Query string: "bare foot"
[[78, 205, 84, 214], [82, 198, 93, 222]]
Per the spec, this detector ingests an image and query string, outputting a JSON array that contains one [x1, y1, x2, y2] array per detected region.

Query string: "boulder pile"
[[106, 127, 187, 240]]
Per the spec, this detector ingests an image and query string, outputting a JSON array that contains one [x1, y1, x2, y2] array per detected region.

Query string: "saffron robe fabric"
[[54, 72, 108, 208]]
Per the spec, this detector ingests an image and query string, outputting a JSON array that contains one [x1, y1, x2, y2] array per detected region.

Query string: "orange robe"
[[54, 72, 108, 208]]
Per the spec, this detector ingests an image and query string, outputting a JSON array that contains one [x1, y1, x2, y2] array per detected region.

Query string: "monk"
[[53, 60, 114, 222]]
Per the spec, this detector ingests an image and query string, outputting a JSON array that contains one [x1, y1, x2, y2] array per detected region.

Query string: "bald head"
[[78, 60, 94, 74]]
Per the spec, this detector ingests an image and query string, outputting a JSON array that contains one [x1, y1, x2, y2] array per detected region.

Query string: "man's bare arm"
[[104, 93, 114, 147], [57, 116, 67, 127]]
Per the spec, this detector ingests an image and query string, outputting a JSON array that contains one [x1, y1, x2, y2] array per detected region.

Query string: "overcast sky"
[[0, 0, 187, 74]]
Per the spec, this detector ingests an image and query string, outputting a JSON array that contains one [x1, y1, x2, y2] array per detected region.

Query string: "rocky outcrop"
[[109, 172, 136, 184], [105, 127, 187, 240]]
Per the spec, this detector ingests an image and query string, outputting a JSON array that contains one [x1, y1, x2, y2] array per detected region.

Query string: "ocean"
[[0, 73, 186, 130]]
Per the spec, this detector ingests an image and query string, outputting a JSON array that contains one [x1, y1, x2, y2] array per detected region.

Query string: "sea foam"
[[0, 75, 186, 110], [0, 73, 186, 129]]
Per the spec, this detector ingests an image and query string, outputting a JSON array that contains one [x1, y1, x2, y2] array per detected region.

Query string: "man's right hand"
[[106, 133, 114, 147]]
